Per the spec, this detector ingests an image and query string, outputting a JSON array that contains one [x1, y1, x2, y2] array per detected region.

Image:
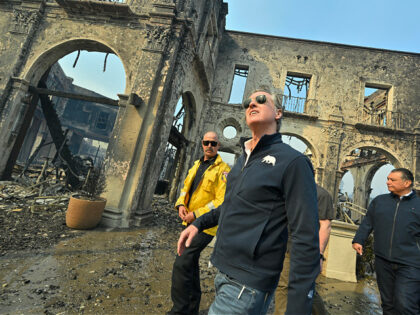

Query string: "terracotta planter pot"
[[66, 195, 106, 229]]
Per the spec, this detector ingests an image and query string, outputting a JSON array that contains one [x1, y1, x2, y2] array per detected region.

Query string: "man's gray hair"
[[246, 86, 283, 131]]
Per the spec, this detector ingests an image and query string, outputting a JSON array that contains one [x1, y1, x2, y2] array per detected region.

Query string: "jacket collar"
[[390, 190, 417, 200], [240, 133, 283, 153], [198, 154, 221, 165]]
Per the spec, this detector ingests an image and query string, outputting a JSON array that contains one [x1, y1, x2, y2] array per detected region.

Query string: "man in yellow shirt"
[[168, 131, 230, 315]]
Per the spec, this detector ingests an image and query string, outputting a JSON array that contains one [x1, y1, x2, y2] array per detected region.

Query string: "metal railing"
[[361, 110, 406, 130], [337, 201, 367, 225], [282, 95, 306, 113]]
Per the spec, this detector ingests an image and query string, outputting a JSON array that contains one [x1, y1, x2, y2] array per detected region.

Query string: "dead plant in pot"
[[66, 163, 107, 229]]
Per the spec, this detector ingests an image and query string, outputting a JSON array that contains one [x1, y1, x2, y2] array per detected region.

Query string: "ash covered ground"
[[0, 183, 381, 315]]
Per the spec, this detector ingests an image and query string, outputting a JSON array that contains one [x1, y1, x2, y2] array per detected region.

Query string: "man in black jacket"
[[353, 168, 420, 315], [177, 87, 320, 315]]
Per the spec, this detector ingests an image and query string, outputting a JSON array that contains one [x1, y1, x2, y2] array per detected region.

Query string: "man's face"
[[202, 132, 219, 160], [244, 92, 282, 129], [386, 171, 412, 196]]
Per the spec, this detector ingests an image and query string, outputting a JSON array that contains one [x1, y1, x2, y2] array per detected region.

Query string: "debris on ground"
[[0, 183, 381, 314]]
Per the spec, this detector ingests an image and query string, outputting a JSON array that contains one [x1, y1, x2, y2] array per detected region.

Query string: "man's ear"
[[275, 109, 282, 120], [404, 180, 413, 188]]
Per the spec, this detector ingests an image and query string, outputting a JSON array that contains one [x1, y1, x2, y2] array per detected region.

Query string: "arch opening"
[[281, 134, 317, 166], [338, 146, 397, 223], [7, 43, 126, 189]]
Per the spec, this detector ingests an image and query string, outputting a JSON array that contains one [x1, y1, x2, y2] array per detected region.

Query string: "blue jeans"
[[209, 272, 274, 315], [375, 255, 420, 315]]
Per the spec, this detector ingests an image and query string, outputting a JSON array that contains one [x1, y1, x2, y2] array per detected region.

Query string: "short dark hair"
[[391, 168, 414, 187], [247, 86, 283, 131]]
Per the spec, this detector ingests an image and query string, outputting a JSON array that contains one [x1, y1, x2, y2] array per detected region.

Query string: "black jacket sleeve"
[[192, 206, 221, 232], [353, 199, 375, 245], [283, 156, 320, 315]]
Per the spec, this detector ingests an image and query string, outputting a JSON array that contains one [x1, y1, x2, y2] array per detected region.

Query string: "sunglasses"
[[243, 94, 267, 109], [202, 140, 218, 147]]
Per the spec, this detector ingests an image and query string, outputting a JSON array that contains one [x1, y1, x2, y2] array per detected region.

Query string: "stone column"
[[0, 78, 31, 179], [101, 12, 181, 227], [100, 93, 145, 228], [321, 105, 344, 202], [349, 164, 372, 209]]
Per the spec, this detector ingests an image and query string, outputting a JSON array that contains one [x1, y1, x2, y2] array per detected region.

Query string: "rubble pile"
[[0, 179, 74, 255], [0, 165, 181, 256]]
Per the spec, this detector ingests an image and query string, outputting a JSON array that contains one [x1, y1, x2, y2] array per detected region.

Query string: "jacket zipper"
[[389, 200, 400, 258]]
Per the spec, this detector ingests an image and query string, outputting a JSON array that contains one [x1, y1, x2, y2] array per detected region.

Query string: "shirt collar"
[[400, 190, 414, 199], [244, 138, 253, 157], [200, 155, 217, 164]]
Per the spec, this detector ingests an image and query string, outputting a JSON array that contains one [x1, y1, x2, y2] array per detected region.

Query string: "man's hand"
[[177, 225, 199, 256], [178, 205, 187, 221], [184, 212, 195, 224], [352, 243, 363, 255]]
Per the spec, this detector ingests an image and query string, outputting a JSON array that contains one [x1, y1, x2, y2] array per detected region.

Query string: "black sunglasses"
[[202, 140, 218, 147], [242, 94, 267, 109]]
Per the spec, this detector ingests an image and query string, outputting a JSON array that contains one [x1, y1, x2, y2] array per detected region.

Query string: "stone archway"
[[282, 132, 318, 161], [0, 39, 127, 185], [24, 39, 129, 91], [281, 132, 322, 181], [339, 145, 401, 210]]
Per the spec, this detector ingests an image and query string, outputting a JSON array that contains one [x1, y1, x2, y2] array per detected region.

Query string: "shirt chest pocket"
[[202, 171, 217, 192]]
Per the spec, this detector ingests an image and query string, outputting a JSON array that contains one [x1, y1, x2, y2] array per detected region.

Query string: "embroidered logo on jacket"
[[221, 171, 229, 183], [262, 155, 276, 166]]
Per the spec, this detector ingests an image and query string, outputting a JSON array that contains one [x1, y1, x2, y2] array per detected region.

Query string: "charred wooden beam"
[[2, 90, 41, 179], [36, 80, 81, 189], [28, 86, 119, 107], [168, 125, 188, 148]]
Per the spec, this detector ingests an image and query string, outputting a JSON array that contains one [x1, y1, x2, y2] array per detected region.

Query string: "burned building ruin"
[[0, 0, 419, 228]]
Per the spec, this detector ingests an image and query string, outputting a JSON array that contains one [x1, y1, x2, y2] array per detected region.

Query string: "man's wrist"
[[320, 253, 326, 261]]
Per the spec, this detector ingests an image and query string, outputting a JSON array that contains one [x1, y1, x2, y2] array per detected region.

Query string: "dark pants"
[[375, 255, 420, 315], [168, 231, 213, 315]]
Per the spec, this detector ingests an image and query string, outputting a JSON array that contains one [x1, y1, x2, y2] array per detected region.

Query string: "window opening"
[[172, 98, 185, 133], [223, 126, 237, 139], [96, 111, 109, 130], [363, 85, 389, 127], [283, 74, 310, 113], [228, 66, 248, 104]]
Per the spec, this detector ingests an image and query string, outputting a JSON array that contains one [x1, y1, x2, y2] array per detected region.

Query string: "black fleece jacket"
[[353, 191, 420, 267], [193, 133, 320, 315]]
